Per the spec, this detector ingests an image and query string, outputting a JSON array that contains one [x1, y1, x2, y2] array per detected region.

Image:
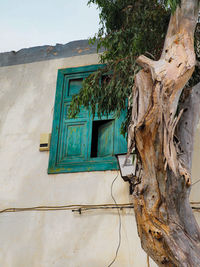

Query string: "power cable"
[[192, 178, 200, 186], [0, 203, 134, 214], [147, 255, 150, 267], [107, 172, 122, 267]]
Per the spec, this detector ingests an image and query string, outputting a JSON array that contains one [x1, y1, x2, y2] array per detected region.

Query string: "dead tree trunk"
[[128, 1, 200, 266]]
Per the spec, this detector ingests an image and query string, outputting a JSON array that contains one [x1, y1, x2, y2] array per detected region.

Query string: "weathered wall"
[[0, 41, 199, 267]]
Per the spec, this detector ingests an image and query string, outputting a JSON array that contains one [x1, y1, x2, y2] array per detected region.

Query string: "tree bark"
[[128, 1, 200, 266]]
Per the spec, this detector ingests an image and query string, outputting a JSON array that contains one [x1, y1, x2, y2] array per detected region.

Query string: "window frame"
[[48, 64, 127, 174]]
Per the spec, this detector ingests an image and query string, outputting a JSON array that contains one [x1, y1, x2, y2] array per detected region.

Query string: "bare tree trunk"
[[128, 1, 200, 266]]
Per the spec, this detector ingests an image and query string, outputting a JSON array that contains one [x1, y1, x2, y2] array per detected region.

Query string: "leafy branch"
[[69, 0, 199, 135]]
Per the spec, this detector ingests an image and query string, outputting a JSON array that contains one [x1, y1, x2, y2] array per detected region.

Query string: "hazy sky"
[[0, 0, 100, 52]]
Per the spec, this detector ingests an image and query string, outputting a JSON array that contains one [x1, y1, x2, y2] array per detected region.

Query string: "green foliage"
[[69, 0, 170, 134], [164, 0, 181, 13], [69, 0, 199, 135]]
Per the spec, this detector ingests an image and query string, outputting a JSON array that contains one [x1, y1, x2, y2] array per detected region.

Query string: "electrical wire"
[[192, 178, 200, 186], [190, 201, 200, 205], [147, 255, 150, 267], [1, 175, 200, 215], [192, 207, 200, 212], [107, 171, 122, 267], [0, 203, 134, 214]]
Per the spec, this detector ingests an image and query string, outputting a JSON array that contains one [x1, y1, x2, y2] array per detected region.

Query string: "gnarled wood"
[[128, 1, 200, 266]]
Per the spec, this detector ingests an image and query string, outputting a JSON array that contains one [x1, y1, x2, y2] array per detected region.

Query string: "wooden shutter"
[[57, 76, 90, 163], [48, 64, 127, 174], [97, 120, 114, 157]]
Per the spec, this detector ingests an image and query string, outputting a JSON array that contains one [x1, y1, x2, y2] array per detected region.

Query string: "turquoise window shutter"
[[58, 121, 88, 162], [48, 64, 127, 174], [97, 120, 114, 157], [68, 79, 82, 96]]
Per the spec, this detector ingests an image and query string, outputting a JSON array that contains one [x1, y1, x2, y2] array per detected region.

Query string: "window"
[[48, 64, 127, 174]]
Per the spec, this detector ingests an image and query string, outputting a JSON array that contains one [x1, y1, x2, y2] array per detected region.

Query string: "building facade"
[[0, 40, 200, 267]]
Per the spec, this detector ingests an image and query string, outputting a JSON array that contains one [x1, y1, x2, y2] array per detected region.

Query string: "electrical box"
[[39, 133, 51, 151]]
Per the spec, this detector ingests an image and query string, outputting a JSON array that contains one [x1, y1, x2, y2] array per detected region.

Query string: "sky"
[[0, 0, 100, 52]]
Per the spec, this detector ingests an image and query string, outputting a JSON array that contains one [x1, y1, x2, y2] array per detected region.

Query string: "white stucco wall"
[[0, 51, 199, 267]]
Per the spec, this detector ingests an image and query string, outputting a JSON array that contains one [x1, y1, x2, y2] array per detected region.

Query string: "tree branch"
[[130, 1, 200, 266], [177, 82, 200, 172]]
